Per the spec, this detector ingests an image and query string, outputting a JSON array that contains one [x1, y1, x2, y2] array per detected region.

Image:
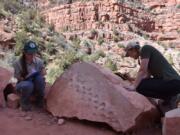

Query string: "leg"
[[136, 78, 180, 100], [33, 74, 45, 107], [16, 81, 34, 111]]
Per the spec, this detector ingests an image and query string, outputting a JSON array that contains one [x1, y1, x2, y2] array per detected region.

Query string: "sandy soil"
[[0, 107, 162, 135]]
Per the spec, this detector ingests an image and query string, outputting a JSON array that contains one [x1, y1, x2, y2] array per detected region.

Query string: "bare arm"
[[134, 58, 150, 88]]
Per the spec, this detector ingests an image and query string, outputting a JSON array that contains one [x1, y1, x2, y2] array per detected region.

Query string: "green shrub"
[[46, 43, 57, 55], [49, 0, 56, 4], [88, 50, 106, 62], [58, 50, 79, 70], [176, 4, 180, 9], [177, 29, 180, 34], [113, 36, 119, 42], [113, 29, 119, 36], [46, 66, 64, 84], [72, 37, 81, 49], [15, 30, 28, 55], [97, 37, 104, 45], [165, 54, 173, 65], [3, 0, 22, 14], [0, 50, 16, 69], [90, 29, 98, 35], [105, 58, 117, 71], [46, 50, 80, 84], [19, 9, 42, 33], [0, 4, 8, 18], [142, 34, 149, 40], [81, 40, 91, 48], [49, 23, 55, 32], [118, 43, 124, 48]]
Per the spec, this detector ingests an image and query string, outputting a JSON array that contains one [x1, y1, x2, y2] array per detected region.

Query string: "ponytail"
[[20, 52, 28, 78]]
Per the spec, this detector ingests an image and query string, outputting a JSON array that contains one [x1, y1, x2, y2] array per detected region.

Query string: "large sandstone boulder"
[[162, 108, 180, 135], [0, 67, 12, 107], [47, 62, 159, 132]]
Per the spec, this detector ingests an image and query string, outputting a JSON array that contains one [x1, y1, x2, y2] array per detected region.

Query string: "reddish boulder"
[[7, 93, 20, 109], [157, 32, 178, 41], [47, 62, 159, 132], [44, 82, 52, 99], [162, 108, 180, 135], [0, 67, 12, 107]]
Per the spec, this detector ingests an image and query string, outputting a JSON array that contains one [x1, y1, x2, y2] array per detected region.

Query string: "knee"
[[34, 75, 45, 84], [34, 75, 45, 91], [17, 81, 34, 93], [136, 83, 145, 95]]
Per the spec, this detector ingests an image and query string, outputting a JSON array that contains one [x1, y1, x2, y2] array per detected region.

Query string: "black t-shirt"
[[140, 45, 180, 80]]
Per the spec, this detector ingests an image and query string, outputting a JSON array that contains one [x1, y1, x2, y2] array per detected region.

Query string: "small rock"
[[19, 112, 27, 117], [162, 108, 180, 135], [46, 121, 54, 126], [57, 118, 65, 125], [7, 93, 20, 109], [3, 26, 11, 33], [25, 116, 32, 121]]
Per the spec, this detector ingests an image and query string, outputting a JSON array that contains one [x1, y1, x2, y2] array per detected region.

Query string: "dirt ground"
[[0, 107, 162, 135]]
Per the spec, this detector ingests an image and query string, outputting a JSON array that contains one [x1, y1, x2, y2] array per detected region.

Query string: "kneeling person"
[[13, 41, 46, 111], [124, 41, 180, 108]]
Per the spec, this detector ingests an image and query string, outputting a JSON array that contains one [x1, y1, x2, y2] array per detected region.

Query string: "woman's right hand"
[[17, 77, 24, 82], [124, 84, 136, 92]]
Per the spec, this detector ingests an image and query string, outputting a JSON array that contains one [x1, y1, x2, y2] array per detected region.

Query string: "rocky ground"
[[0, 107, 161, 135]]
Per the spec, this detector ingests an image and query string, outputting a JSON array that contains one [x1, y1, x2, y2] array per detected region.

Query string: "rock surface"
[[7, 93, 20, 109], [162, 108, 180, 135], [0, 108, 161, 135], [41, 0, 155, 32], [47, 62, 159, 132], [0, 67, 12, 107]]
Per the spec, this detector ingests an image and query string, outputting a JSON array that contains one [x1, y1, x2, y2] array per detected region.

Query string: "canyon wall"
[[41, 0, 155, 32], [140, 0, 180, 6]]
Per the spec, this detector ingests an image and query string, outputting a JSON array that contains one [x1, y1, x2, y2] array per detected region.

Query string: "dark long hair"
[[20, 52, 28, 78]]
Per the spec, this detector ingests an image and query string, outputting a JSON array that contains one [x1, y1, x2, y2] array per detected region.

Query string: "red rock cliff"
[[41, 0, 155, 32]]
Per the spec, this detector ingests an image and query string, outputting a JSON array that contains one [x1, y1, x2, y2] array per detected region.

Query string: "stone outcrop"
[[38, 0, 50, 8], [7, 93, 20, 109], [46, 62, 159, 132], [0, 19, 15, 49], [40, 0, 179, 47], [155, 11, 180, 34], [41, 0, 155, 32], [150, 5, 180, 47], [140, 0, 180, 6], [0, 67, 12, 107], [162, 108, 180, 135]]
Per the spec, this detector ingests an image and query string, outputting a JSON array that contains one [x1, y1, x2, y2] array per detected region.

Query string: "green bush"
[[46, 50, 80, 84], [113, 36, 119, 42], [87, 50, 106, 62], [97, 37, 104, 45], [58, 50, 79, 70], [0, 4, 8, 18], [19, 9, 43, 33], [46, 42, 58, 55], [3, 0, 22, 14], [176, 4, 180, 9], [15, 30, 28, 55], [105, 58, 117, 71], [46, 66, 64, 84], [113, 29, 119, 36], [90, 29, 98, 35], [72, 37, 81, 49], [118, 43, 124, 48]]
